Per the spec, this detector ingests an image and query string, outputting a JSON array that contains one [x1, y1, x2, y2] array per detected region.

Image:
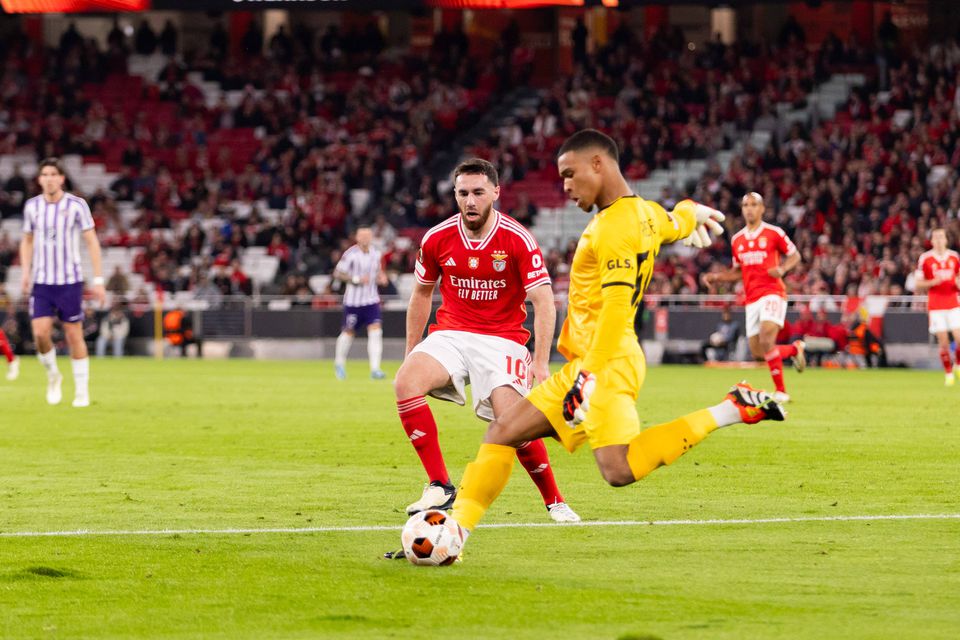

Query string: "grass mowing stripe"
[[1, 512, 958, 538]]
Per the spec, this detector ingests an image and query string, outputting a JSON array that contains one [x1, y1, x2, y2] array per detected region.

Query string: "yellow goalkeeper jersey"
[[557, 196, 697, 372]]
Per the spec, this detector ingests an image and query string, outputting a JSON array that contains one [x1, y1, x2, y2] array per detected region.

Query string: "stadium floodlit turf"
[[1, 358, 957, 639]]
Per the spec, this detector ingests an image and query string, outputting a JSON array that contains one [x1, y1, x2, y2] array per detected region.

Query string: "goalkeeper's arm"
[[580, 283, 634, 374]]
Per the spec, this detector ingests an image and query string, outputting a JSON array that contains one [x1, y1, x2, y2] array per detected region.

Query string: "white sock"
[[334, 332, 353, 367], [72, 357, 89, 398], [38, 349, 59, 376], [368, 327, 383, 372], [707, 399, 741, 428]]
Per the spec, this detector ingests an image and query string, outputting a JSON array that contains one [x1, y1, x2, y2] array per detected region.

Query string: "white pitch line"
[[0, 513, 958, 539]]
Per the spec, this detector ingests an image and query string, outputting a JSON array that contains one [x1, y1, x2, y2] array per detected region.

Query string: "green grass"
[[1, 359, 958, 639]]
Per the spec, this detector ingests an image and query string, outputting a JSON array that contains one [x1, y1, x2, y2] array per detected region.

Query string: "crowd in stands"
[[465, 16, 849, 212], [0, 14, 957, 313], [684, 36, 960, 306], [0, 16, 526, 302]]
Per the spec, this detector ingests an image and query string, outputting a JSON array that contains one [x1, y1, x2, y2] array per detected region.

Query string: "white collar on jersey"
[[740, 222, 768, 241], [457, 210, 501, 251], [930, 251, 952, 263]]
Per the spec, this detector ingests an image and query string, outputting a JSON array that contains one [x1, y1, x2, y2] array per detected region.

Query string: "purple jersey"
[[336, 245, 382, 307], [22, 193, 95, 286]]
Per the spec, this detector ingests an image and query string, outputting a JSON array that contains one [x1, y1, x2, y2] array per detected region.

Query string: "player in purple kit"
[[19, 158, 106, 407], [332, 226, 387, 380]]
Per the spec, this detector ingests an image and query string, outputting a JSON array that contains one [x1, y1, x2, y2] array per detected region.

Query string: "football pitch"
[[1, 358, 957, 639]]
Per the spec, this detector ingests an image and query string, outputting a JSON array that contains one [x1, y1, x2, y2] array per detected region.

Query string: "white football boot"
[[547, 501, 581, 523], [406, 481, 456, 515]]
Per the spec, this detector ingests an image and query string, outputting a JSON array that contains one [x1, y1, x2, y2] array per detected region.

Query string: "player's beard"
[[461, 203, 492, 232]]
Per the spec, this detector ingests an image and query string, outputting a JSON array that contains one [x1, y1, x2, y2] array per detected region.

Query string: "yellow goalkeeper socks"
[[451, 443, 516, 532], [626, 409, 718, 481]]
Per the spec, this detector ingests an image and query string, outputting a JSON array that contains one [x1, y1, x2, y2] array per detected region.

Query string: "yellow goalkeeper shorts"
[[527, 353, 646, 453]]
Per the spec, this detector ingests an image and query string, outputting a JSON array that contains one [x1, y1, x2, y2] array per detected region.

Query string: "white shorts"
[[928, 307, 960, 334], [745, 295, 787, 338], [410, 330, 531, 422]]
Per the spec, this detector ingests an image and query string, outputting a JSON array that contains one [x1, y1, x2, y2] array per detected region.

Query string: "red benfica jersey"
[[731, 222, 798, 304], [415, 211, 550, 345], [918, 250, 960, 311]]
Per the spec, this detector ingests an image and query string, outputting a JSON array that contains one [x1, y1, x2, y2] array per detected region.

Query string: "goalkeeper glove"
[[681, 204, 726, 248], [562, 370, 596, 428]]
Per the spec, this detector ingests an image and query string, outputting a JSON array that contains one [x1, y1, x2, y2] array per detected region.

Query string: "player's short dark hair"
[[38, 157, 64, 175], [453, 158, 499, 187], [558, 129, 619, 162]]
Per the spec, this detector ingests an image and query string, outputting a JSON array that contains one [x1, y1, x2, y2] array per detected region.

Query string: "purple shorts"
[[30, 283, 84, 323], [343, 303, 382, 331]]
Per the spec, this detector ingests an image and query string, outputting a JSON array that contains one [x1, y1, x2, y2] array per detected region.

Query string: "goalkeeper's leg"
[[489, 385, 577, 521], [596, 382, 786, 486], [451, 398, 556, 535]]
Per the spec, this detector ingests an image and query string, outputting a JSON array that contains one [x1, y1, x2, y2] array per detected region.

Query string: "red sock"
[[954, 347, 960, 370], [0, 329, 13, 364], [776, 343, 798, 359], [516, 439, 564, 506], [764, 348, 786, 393], [940, 349, 953, 374], [397, 396, 449, 485]]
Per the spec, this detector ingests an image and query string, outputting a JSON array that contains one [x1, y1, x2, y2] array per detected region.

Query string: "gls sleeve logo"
[[606, 258, 632, 270]]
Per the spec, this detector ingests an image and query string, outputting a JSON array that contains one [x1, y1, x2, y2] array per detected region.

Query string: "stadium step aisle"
[[0, 153, 37, 182], [1, 218, 22, 243], [126, 53, 168, 84]]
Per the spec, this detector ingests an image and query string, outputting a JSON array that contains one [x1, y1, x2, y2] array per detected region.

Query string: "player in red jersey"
[[702, 192, 805, 402], [0, 327, 18, 381], [393, 159, 579, 522], [915, 228, 960, 386]]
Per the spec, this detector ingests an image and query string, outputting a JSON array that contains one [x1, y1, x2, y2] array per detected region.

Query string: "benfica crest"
[[759, 237, 768, 249], [491, 252, 508, 272], [468, 256, 480, 269]]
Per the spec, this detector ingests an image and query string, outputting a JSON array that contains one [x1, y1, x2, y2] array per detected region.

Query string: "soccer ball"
[[401, 509, 465, 566]]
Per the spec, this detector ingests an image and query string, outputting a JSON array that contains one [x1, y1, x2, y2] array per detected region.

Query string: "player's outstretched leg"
[[515, 439, 580, 522], [450, 398, 557, 540], [623, 382, 785, 484]]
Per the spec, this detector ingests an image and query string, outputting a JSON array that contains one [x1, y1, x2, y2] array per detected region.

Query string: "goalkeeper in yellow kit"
[[447, 129, 786, 547]]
